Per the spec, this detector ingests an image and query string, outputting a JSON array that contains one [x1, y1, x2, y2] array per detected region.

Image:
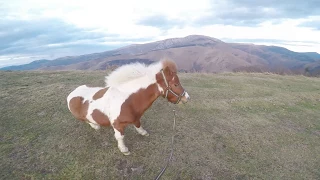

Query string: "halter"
[[160, 69, 186, 104]]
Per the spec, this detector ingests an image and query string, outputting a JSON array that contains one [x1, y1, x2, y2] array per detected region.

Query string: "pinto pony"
[[67, 59, 190, 155]]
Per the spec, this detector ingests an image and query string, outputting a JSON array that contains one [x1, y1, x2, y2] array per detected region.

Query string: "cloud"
[[194, 0, 320, 26], [229, 0, 320, 17], [0, 18, 107, 54], [0, 16, 153, 67], [1, 0, 320, 67], [299, 19, 320, 30], [137, 15, 185, 29], [0, 18, 117, 67]]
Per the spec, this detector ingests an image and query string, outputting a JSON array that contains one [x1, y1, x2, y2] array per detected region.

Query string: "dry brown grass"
[[1, 71, 320, 179]]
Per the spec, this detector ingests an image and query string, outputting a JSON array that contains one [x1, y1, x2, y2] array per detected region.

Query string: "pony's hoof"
[[122, 151, 131, 156], [89, 123, 101, 130], [140, 130, 149, 136]]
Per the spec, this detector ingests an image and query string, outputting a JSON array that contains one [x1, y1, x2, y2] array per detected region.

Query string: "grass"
[[1, 71, 320, 180]]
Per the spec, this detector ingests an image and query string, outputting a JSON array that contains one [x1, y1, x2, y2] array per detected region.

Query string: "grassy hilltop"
[[1, 71, 320, 180]]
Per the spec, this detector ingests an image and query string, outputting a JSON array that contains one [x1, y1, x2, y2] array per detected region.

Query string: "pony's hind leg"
[[134, 121, 149, 136]]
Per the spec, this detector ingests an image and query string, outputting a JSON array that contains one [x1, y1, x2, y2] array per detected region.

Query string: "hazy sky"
[[1, 0, 320, 67]]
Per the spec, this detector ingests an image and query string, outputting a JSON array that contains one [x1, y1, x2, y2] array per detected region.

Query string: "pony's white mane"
[[105, 61, 163, 87]]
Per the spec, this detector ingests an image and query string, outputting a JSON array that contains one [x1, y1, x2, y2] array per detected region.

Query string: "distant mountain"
[[1, 35, 320, 76], [0, 59, 50, 70], [303, 61, 320, 76], [302, 52, 320, 60]]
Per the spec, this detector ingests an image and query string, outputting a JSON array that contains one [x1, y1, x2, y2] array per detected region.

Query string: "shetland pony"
[[67, 59, 190, 155]]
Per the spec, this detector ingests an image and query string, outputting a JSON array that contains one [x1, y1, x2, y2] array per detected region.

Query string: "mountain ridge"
[[1, 35, 320, 76]]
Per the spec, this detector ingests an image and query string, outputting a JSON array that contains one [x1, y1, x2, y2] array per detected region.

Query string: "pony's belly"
[[91, 109, 111, 126]]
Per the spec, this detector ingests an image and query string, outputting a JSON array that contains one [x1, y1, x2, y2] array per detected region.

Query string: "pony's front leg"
[[134, 121, 149, 136], [113, 123, 130, 155]]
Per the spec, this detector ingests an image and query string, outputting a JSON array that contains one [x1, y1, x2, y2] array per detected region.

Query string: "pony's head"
[[156, 60, 190, 104]]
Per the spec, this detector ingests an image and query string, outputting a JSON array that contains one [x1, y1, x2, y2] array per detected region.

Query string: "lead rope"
[[154, 109, 176, 180]]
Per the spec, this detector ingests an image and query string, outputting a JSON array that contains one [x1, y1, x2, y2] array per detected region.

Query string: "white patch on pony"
[[157, 84, 164, 93], [67, 85, 109, 125], [67, 85, 102, 111]]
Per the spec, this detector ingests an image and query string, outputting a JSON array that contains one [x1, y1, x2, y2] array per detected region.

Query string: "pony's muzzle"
[[181, 92, 190, 104]]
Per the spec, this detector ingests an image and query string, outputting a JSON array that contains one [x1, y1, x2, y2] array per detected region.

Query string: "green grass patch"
[[1, 71, 320, 179]]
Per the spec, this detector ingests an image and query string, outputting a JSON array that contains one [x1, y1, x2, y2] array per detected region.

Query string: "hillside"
[[1, 71, 320, 179], [1, 35, 320, 75]]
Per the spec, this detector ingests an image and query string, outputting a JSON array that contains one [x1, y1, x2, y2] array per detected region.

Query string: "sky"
[[1, 0, 320, 67]]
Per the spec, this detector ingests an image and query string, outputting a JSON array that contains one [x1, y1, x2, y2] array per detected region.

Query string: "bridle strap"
[[160, 69, 169, 98], [160, 69, 185, 104]]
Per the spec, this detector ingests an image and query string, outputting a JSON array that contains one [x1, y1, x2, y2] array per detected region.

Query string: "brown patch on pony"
[[91, 109, 111, 126], [68, 96, 89, 121], [161, 59, 177, 73], [113, 83, 160, 135], [93, 87, 108, 100]]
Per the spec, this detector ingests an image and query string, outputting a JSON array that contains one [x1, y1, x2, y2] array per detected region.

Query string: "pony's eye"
[[174, 84, 179, 87]]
